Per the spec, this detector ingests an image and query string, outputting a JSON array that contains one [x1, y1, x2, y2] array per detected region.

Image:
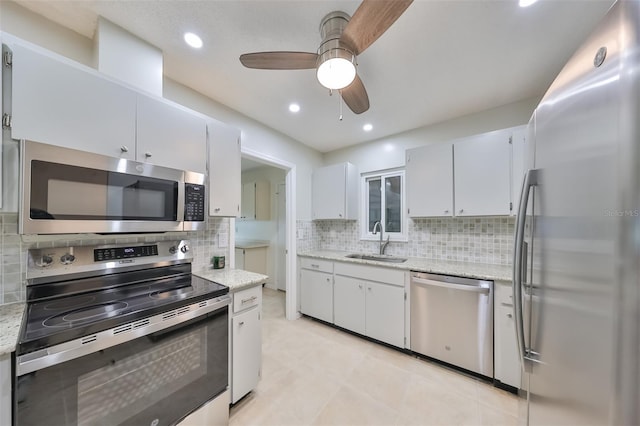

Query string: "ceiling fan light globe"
[[317, 57, 356, 90]]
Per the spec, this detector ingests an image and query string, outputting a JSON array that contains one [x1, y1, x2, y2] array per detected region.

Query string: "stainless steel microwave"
[[19, 140, 206, 234]]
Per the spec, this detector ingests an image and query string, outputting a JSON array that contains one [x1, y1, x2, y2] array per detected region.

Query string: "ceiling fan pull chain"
[[339, 91, 344, 121]]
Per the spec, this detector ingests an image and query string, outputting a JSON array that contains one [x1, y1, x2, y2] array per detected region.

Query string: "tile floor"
[[230, 288, 522, 426]]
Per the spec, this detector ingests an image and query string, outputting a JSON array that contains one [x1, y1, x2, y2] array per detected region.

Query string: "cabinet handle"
[[339, 213, 343, 218], [444, 209, 449, 214], [241, 296, 257, 304], [358, 284, 363, 289], [507, 313, 513, 319], [310, 264, 320, 268], [214, 207, 221, 212], [239, 321, 245, 326], [459, 209, 464, 214], [145, 152, 152, 158], [326, 278, 331, 282], [120, 145, 129, 153], [367, 287, 372, 291]]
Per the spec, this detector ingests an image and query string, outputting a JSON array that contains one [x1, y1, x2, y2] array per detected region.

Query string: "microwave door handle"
[[513, 168, 537, 373]]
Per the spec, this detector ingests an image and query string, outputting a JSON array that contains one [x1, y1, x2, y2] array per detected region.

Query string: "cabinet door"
[[312, 163, 347, 219], [11, 43, 136, 159], [208, 120, 241, 217], [136, 95, 206, 173], [511, 126, 527, 216], [300, 269, 333, 323], [0, 354, 10, 426], [334, 275, 366, 335], [494, 282, 521, 388], [244, 247, 268, 275], [453, 129, 512, 216], [365, 281, 405, 348], [235, 248, 245, 270], [406, 143, 454, 217], [240, 182, 256, 220], [232, 307, 262, 403], [254, 181, 271, 221]]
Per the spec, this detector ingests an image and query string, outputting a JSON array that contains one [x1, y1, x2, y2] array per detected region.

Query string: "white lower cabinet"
[[0, 353, 10, 426], [299, 258, 334, 323], [364, 281, 405, 348], [334, 276, 366, 335], [494, 281, 522, 388], [230, 285, 262, 404], [300, 257, 406, 349]]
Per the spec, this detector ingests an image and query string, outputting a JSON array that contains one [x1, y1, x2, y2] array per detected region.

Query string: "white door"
[[276, 183, 286, 291]]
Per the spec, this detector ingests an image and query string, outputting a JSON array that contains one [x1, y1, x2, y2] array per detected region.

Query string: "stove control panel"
[[26, 240, 193, 280]]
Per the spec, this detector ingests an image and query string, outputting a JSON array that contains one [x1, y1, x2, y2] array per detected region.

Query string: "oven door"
[[14, 304, 228, 426], [20, 140, 186, 234]]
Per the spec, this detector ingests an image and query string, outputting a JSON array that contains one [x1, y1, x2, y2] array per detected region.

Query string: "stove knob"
[[60, 253, 76, 265], [37, 255, 53, 268], [169, 246, 177, 254], [180, 244, 190, 254]]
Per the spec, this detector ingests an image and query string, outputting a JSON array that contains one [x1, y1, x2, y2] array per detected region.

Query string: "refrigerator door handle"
[[513, 168, 538, 373]]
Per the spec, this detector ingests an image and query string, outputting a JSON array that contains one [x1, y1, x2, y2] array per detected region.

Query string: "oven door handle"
[[17, 295, 230, 376]]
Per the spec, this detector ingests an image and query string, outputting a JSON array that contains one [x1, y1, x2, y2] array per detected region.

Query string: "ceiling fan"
[[239, 0, 413, 115]]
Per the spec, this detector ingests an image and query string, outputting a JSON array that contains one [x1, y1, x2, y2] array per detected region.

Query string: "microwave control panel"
[[184, 183, 205, 222]]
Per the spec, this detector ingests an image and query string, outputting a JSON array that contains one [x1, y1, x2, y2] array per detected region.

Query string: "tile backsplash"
[[298, 217, 515, 265], [0, 213, 230, 306]]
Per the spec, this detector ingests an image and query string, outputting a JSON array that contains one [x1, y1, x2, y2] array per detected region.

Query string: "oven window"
[[30, 160, 178, 221], [15, 308, 228, 426]]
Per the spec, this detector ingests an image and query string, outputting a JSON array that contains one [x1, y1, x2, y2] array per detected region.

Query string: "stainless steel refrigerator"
[[513, 1, 639, 425]]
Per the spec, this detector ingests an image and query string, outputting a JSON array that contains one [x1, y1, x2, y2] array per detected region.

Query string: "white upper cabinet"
[[510, 125, 527, 216], [240, 181, 270, 221], [312, 162, 358, 220], [406, 142, 454, 217], [208, 119, 241, 217], [453, 128, 513, 216], [136, 95, 206, 173], [10, 42, 137, 160], [405, 126, 525, 217], [9, 38, 207, 173]]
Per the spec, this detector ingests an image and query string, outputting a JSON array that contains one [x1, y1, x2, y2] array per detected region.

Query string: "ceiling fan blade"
[[340, 0, 413, 55], [341, 75, 369, 114], [239, 52, 319, 70]]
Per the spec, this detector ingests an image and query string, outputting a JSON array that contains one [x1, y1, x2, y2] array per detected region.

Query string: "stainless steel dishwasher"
[[410, 271, 493, 377]]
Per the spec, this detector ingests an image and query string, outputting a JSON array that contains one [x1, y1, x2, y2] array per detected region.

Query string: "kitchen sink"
[[345, 253, 408, 263]]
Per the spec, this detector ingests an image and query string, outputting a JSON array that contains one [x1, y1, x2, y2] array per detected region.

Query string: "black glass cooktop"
[[18, 270, 228, 355]]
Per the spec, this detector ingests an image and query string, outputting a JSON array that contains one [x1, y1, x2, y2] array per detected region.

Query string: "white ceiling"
[[13, 0, 613, 153]]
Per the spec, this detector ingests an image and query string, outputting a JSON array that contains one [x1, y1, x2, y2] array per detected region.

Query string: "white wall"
[[323, 97, 538, 173]]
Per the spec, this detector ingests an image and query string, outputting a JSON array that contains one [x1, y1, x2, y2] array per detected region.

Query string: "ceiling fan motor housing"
[[317, 11, 357, 89]]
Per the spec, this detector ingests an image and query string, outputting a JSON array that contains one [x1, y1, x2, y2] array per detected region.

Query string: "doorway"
[[234, 147, 298, 320]]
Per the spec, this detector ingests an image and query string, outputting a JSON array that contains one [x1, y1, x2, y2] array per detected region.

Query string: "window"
[[361, 169, 406, 241]]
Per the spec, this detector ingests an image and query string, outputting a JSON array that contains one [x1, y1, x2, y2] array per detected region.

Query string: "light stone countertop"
[[298, 249, 513, 282], [193, 268, 269, 292], [0, 303, 25, 356], [235, 240, 270, 249]]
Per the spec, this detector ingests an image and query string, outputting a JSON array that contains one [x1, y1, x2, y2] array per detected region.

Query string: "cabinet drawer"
[[334, 262, 405, 287], [300, 258, 333, 273], [233, 285, 262, 313], [495, 281, 514, 306]]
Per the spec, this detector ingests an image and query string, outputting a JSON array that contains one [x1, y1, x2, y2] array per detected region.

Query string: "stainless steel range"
[[14, 240, 230, 426]]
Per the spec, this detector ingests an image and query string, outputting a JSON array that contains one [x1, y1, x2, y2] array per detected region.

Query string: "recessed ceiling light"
[[184, 32, 203, 49], [519, 0, 538, 7], [289, 103, 301, 113], [363, 123, 373, 132]]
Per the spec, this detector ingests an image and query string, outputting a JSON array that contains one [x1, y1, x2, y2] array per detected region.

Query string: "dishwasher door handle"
[[411, 276, 490, 294]]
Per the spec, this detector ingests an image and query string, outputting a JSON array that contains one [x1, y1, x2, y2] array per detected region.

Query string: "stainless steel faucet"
[[372, 221, 390, 255]]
